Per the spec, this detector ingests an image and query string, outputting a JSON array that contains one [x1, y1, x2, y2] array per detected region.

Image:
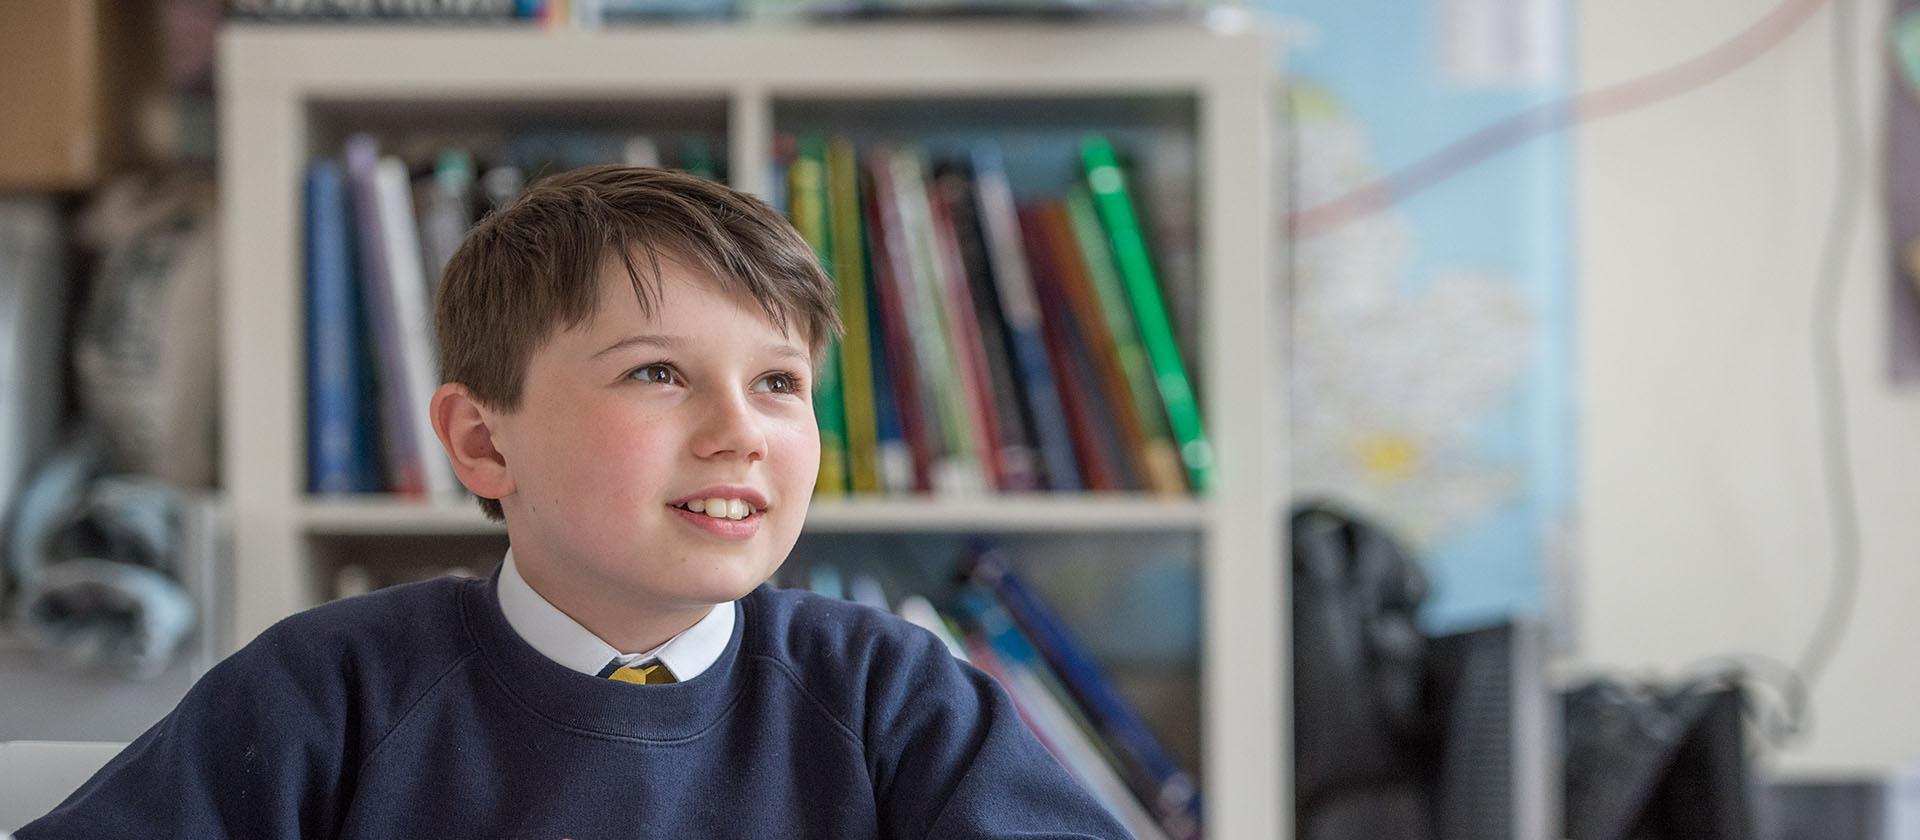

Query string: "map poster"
[[1264, 0, 1577, 634]]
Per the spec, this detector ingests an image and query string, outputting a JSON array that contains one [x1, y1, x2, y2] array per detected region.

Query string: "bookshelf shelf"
[[804, 495, 1211, 531], [220, 20, 1286, 838], [300, 499, 500, 535]]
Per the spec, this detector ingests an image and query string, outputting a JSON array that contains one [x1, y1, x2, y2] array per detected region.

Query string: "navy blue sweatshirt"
[[20, 573, 1131, 839]]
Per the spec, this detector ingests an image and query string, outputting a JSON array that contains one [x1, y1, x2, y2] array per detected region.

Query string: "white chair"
[[0, 741, 125, 834]]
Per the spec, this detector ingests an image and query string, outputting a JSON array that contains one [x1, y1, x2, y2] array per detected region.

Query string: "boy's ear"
[[430, 382, 514, 503]]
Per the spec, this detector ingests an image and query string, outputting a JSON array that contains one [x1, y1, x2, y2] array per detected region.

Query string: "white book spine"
[[1005, 663, 1172, 840], [887, 149, 985, 496], [373, 158, 461, 501]]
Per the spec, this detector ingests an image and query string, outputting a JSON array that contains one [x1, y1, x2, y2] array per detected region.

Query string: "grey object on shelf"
[[1, 459, 227, 742], [0, 198, 69, 592]]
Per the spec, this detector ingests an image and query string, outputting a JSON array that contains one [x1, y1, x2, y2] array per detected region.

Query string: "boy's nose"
[[690, 392, 767, 462]]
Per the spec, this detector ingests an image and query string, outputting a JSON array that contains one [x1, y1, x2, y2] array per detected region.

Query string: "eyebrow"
[[593, 334, 680, 359], [593, 334, 811, 364]]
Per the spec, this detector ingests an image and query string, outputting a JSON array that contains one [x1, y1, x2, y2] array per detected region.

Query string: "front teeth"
[[683, 498, 756, 521]]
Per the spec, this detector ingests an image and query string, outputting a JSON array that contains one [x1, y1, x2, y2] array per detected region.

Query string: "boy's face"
[[492, 257, 820, 623]]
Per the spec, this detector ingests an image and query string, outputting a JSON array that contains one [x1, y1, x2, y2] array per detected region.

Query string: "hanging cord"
[[1698, 0, 1868, 753], [1796, 0, 1866, 721]]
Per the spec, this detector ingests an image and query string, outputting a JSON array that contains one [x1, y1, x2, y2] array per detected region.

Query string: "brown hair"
[[435, 164, 840, 520]]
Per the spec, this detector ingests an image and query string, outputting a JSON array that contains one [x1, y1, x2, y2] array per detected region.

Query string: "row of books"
[[303, 129, 724, 496], [781, 133, 1212, 498], [230, 0, 733, 23], [784, 541, 1204, 840], [228, 0, 1191, 24], [302, 128, 1208, 498]]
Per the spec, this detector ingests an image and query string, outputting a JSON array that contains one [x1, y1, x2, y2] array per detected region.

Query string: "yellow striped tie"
[[606, 662, 675, 685]]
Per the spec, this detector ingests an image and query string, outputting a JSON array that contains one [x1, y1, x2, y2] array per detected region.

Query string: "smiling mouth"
[[673, 498, 760, 521]]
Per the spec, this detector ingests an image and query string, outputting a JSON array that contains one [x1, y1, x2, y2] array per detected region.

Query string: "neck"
[[512, 552, 713, 654]]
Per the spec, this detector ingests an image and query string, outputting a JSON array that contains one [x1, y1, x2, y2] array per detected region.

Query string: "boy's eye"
[[753, 372, 801, 394], [630, 363, 681, 385]]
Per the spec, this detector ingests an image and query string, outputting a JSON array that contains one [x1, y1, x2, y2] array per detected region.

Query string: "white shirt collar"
[[496, 548, 734, 681]]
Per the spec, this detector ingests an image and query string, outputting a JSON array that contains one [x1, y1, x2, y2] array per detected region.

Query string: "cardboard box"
[[0, 0, 158, 191]]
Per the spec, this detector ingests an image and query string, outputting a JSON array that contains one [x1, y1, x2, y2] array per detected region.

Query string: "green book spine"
[[1065, 186, 1187, 496], [1079, 134, 1213, 493], [681, 136, 719, 181], [791, 133, 848, 496]]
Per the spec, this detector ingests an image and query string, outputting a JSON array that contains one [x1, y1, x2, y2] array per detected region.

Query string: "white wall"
[[1575, 0, 1920, 772]]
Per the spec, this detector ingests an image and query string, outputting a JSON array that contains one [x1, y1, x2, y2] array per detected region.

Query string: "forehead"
[[575, 249, 823, 358], [571, 254, 784, 341]]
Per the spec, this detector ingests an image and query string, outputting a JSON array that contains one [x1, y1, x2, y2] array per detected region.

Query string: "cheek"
[[549, 411, 665, 498], [770, 416, 820, 480]]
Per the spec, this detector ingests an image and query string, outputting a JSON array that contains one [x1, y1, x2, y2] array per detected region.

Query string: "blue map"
[[1263, 0, 1577, 633]]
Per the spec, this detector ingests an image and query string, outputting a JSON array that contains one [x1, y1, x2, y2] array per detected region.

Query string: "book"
[[963, 544, 1203, 839], [343, 135, 426, 497], [680, 136, 720, 181], [885, 146, 986, 494], [578, 0, 738, 24], [862, 151, 937, 493], [1134, 133, 1202, 403], [968, 142, 1080, 492], [1062, 187, 1187, 496], [787, 134, 848, 496], [480, 164, 524, 208], [959, 632, 1055, 757], [847, 571, 890, 612], [1035, 197, 1162, 494], [826, 137, 882, 494], [897, 594, 967, 660], [304, 159, 375, 495], [372, 154, 462, 501], [863, 231, 915, 494], [1080, 134, 1213, 493], [416, 148, 474, 294], [765, 133, 797, 215], [228, 0, 519, 18], [931, 161, 1042, 493], [1019, 205, 1126, 492], [622, 135, 662, 168], [924, 164, 1006, 492], [807, 563, 845, 600], [952, 586, 1175, 840]]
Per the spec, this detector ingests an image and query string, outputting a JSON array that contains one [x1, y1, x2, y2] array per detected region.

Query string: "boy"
[[20, 166, 1131, 838]]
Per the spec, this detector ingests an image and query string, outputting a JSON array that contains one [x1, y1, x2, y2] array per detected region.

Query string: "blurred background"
[[0, 0, 1916, 838]]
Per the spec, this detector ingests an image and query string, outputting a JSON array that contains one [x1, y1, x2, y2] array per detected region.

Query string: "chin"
[[670, 562, 778, 604]]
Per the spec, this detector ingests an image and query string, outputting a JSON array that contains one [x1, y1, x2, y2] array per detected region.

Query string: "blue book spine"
[[350, 281, 383, 492], [964, 544, 1202, 833], [305, 160, 369, 494], [865, 257, 913, 495], [968, 142, 1080, 491]]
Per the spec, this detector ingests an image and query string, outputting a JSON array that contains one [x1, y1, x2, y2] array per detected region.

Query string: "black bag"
[[1291, 501, 1433, 840], [1562, 677, 1754, 840]]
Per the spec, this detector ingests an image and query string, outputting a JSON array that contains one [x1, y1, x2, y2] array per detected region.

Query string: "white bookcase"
[[218, 21, 1286, 838]]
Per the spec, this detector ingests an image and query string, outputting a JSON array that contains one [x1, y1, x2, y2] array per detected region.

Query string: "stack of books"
[[780, 132, 1211, 500], [301, 130, 722, 498], [793, 540, 1204, 840], [301, 129, 1206, 501]]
